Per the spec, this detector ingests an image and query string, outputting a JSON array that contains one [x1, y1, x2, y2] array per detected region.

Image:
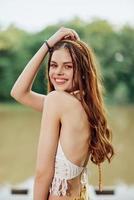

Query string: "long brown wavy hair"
[[45, 39, 115, 190]]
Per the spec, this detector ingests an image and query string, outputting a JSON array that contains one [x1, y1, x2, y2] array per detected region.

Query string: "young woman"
[[10, 27, 114, 200]]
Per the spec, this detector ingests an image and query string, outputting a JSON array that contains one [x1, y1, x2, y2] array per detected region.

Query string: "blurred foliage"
[[0, 18, 134, 104]]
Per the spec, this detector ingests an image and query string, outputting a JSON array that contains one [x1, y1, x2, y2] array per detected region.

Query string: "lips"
[[54, 78, 68, 84]]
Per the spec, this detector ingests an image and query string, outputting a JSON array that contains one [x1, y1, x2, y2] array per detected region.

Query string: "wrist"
[[47, 37, 56, 48], [44, 40, 53, 53]]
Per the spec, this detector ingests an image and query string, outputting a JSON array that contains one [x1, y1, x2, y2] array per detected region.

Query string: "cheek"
[[68, 70, 74, 80], [49, 69, 53, 78], [48, 71, 53, 84]]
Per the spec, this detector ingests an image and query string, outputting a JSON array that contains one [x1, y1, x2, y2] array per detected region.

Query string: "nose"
[[55, 66, 64, 75]]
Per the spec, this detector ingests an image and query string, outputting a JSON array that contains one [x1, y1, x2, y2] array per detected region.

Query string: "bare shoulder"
[[44, 90, 61, 108], [47, 90, 79, 103], [45, 90, 79, 111], [44, 90, 66, 115], [46, 90, 64, 103]]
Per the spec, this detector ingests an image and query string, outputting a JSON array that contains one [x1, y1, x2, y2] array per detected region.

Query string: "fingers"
[[64, 32, 75, 40], [70, 29, 80, 41], [60, 27, 80, 41], [48, 27, 80, 48]]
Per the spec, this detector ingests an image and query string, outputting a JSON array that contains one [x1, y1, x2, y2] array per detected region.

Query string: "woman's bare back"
[[48, 91, 91, 200], [60, 91, 91, 167]]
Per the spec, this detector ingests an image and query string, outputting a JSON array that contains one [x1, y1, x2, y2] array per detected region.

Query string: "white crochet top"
[[49, 139, 88, 196]]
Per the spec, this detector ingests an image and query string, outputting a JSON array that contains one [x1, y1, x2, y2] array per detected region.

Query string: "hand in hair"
[[47, 27, 80, 48]]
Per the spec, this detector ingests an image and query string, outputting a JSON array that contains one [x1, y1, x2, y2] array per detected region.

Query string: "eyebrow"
[[50, 61, 73, 64]]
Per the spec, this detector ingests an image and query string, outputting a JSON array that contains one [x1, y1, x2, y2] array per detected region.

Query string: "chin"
[[53, 85, 71, 91], [55, 88, 68, 92]]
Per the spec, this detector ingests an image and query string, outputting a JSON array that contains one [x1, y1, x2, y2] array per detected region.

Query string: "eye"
[[65, 65, 72, 69], [50, 64, 57, 68]]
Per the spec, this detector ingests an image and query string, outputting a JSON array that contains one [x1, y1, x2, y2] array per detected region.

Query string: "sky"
[[0, 0, 134, 32]]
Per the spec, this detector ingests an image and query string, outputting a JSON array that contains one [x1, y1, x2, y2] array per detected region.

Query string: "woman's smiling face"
[[49, 48, 78, 92]]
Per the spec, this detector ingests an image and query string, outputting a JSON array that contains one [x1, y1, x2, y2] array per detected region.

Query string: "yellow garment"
[[73, 184, 89, 200]]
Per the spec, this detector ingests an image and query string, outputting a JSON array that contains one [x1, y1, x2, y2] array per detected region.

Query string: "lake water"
[[0, 103, 134, 188]]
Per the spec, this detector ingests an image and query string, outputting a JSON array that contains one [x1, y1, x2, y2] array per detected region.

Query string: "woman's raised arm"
[[10, 42, 49, 112]]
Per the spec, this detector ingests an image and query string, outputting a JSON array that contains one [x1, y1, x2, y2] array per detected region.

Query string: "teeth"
[[55, 79, 67, 83]]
